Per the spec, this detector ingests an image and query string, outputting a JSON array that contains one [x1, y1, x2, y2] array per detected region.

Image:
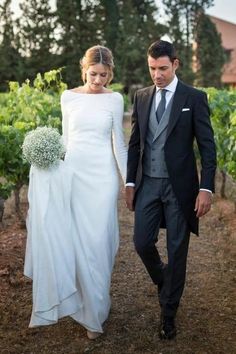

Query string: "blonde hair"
[[80, 45, 114, 85]]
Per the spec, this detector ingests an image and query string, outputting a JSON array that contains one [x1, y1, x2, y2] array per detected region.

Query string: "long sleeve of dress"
[[61, 92, 69, 149], [111, 93, 128, 184]]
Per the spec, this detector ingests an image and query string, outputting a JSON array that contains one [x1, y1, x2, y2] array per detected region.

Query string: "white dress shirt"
[[155, 75, 178, 111]]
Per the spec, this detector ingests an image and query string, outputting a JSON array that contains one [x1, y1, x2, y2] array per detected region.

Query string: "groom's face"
[[148, 55, 179, 88]]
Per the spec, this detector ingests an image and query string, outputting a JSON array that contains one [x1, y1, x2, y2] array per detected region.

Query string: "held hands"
[[125, 186, 135, 211], [194, 190, 213, 218]]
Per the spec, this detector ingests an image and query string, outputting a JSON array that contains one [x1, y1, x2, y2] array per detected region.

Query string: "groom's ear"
[[173, 59, 179, 71]]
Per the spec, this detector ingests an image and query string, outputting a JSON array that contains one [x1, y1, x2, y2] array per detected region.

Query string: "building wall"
[[210, 16, 236, 87]]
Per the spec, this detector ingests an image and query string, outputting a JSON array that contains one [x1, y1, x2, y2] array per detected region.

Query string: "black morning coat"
[[127, 80, 217, 235]]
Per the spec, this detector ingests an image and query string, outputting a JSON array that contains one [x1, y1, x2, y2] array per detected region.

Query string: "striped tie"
[[156, 89, 167, 123]]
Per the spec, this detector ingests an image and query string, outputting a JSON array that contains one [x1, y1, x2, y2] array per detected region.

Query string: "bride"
[[24, 45, 127, 340]]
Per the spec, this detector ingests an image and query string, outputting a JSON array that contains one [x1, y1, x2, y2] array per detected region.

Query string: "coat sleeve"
[[112, 93, 128, 185], [193, 90, 217, 192], [127, 92, 141, 184]]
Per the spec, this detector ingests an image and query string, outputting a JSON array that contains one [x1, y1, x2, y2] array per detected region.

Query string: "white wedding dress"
[[24, 90, 127, 332]]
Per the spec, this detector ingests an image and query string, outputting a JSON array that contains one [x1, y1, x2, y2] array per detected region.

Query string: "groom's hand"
[[125, 186, 135, 211], [194, 190, 212, 218]]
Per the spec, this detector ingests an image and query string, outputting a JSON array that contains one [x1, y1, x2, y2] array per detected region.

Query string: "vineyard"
[[0, 72, 236, 353], [0, 70, 235, 221]]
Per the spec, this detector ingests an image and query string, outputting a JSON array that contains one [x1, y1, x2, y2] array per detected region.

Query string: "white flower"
[[22, 127, 66, 170]]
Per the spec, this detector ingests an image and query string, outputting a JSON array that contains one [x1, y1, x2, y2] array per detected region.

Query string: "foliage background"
[[0, 0, 227, 90], [0, 0, 235, 215]]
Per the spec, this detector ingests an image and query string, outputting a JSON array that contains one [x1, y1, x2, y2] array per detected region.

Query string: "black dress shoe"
[[159, 315, 177, 340]]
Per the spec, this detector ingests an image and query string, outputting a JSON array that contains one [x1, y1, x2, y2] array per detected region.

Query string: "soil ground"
[[0, 122, 236, 353], [0, 193, 235, 354]]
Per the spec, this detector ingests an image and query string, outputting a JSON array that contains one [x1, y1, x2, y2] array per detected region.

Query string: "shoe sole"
[[159, 329, 177, 340]]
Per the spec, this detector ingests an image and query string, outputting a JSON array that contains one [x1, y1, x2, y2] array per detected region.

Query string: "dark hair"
[[147, 40, 177, 62]]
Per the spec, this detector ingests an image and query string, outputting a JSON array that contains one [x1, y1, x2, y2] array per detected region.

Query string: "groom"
[[125, 40, 216, 339]]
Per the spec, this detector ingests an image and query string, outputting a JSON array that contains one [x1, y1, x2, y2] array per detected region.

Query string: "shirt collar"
[[156, 75, 178, 93]]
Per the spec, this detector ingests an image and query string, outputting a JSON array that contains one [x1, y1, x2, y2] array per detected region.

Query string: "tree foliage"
[[111, 1, 164, 88], [16, 0, 57, 81], [162, 0, 214, 84], [55, 0, 102, 87], [195, 13, 226, 88], [0, 0, 230, 91], [0, 69, 66, 218], [99, 0, 119, 54], [0, 0, 166, 90], [0, 0, 23, 90], [55, 0, 166, 88]]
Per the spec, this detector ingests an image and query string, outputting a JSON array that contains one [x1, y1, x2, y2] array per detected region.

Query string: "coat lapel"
[[139, 86, 156, 142], [166, 81, 188, 139]]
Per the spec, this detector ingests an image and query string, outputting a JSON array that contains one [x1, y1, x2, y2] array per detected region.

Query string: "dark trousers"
[[134, 176, 190, 318]]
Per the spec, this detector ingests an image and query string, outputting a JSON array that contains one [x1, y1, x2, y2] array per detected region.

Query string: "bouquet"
[[22, 126, 66, 169]]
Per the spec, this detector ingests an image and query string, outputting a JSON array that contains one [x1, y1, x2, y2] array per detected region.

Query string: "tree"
[[162, 0, 214, 84], [56, 0, 166, 89], [114, 0, 166, 89], [16, 0, 57, 81], [195, 13, 225, 87], [56, 0, 102, 87], [100, 0, 119, 54], [0, 0, 23, 91]]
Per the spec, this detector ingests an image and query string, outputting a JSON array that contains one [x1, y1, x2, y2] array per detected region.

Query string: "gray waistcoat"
[[143, 95, 174, 178]]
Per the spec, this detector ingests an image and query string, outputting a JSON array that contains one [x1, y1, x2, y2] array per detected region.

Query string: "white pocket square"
[[182, 108, 190, 111]]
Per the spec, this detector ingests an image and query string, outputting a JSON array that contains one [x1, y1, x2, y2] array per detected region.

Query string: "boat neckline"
[[66, 90, 116, 95]]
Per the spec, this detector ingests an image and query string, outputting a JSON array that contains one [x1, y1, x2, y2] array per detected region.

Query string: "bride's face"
[[85, 63, 109, 93]]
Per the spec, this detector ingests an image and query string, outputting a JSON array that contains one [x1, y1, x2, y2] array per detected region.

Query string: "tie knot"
[[160, 89, 167, 97]]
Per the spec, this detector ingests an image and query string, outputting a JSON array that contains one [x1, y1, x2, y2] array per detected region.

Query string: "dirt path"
[[0, 195, 235, 354]]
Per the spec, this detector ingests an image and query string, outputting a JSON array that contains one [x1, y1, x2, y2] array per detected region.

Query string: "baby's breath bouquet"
[[22, 127, 66, 170]]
